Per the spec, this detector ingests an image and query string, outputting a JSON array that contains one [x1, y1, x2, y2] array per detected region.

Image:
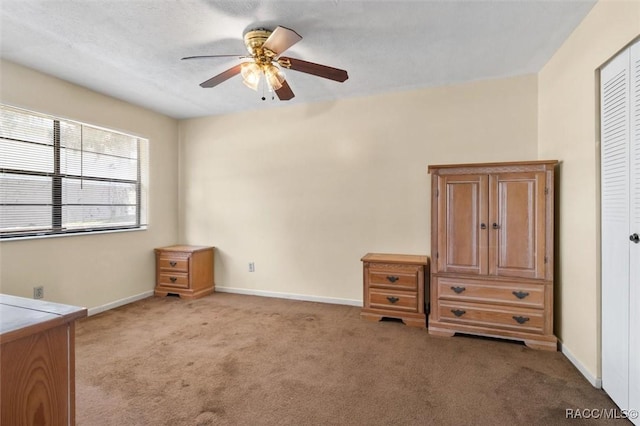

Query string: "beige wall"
[[0, 60, 180, 310], [538, 0, 640, 382], [179, 75, 538, 303]]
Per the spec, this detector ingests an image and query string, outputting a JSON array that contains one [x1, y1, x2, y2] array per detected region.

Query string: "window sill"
[[0, 226, 147, 242]]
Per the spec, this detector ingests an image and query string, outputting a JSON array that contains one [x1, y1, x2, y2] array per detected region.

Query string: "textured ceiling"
[[1, 0, 596, 119]]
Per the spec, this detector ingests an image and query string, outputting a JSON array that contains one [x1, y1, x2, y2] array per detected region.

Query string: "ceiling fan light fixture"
[[241, 62, 261, 91], [264, 64, 285, 91]]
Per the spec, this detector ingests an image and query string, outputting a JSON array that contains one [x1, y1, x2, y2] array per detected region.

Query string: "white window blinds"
[[0, 104, 149, 239]]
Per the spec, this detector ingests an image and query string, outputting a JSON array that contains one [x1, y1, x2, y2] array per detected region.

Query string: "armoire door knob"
[[630, 233, 640, 244]]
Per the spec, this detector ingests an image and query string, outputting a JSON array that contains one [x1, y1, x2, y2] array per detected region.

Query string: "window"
[[0, 105, 149, 239]]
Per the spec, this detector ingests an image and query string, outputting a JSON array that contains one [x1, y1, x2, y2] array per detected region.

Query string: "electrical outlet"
[[248, 262, 255, 272], [33, 286, 44, 299]]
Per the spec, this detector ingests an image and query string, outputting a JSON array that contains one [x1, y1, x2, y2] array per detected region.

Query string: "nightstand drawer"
[[158, 257, 189, 272], [158, 272, 189, 288], [369, 289, 418, 313], [369, 268, 418, 291]]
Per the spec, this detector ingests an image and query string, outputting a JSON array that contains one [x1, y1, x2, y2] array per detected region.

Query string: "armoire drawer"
[[436, 277, 544, 308], [438, 301, 544, 334]]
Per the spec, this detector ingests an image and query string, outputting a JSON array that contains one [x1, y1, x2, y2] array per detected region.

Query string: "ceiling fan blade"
[[275, 80, 295, 101], [182, 54, 244, 60], [199, 64, 242, 88], [263, 26, 302, 56], [279, 57, 348, 82]]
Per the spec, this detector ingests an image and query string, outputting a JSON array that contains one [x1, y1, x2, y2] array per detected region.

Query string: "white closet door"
[[601, 47, 630, 412], [629, 40, 640, 424]]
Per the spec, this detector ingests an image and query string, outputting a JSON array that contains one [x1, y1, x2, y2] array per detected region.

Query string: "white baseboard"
[[559, 340, 602, 388], [88, 290, 154, 316], [215, 286, 362, 307]]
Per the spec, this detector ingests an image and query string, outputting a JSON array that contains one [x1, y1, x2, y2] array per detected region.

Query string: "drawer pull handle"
[[512, 291, 530, 299], [512, 316, 530, 324], [386, 276, 399, 283], [169, 277, 177, 283], [451, 286, 466, 294], [451, 309, 466, 317], [386, 296, 400, 304], [169, 261, 177, 267]]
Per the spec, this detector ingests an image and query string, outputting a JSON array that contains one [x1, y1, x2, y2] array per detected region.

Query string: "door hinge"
[[436, 252, 439, 259], [545, 187, 549, 195], [436, 188, 439, 197], [544, 256, 548, 264]]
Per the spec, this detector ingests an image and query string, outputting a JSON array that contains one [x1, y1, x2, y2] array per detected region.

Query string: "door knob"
[[492, 223, 500, 229], [630, 233, 640, 244]]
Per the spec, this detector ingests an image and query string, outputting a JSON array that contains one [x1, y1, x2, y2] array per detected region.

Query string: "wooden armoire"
[[428, 160, 557, 350]]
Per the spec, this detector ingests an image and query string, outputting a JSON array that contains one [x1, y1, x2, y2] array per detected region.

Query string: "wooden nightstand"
[[154, 245, 214, 299], [360, 253, 429, 328]]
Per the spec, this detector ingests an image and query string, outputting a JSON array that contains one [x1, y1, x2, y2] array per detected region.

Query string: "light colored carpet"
[[75, 293, 623, 425]]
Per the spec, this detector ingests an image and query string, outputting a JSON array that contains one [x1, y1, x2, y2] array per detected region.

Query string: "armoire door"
[[601, 39, 639, 423], [488, 172, 547, 279], [435, 174, 488, 275]]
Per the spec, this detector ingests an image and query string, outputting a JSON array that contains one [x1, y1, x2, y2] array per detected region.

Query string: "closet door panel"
[[601, 48, 630, 411], [437, 174, 488, 275], [488, 172, 546, 279], [629, 40, 640, 424]]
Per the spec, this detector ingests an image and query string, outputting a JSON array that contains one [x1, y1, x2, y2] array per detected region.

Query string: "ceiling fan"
[[182, 26, 349, 101]]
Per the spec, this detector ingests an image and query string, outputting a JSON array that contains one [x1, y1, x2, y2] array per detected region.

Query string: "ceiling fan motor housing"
[[243, 28, 273, 58]]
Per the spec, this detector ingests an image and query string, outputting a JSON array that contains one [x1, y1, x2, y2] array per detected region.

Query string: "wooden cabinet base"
[[361, 309, 426, 328], [154, 287, 214, 300], [428, 322, 558, 351]]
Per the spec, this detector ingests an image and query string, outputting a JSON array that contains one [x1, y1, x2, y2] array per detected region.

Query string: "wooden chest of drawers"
[[154, 245, 214, 299], [361, 253, 429, 328]]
